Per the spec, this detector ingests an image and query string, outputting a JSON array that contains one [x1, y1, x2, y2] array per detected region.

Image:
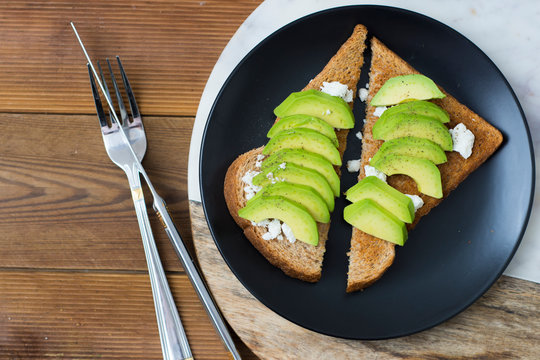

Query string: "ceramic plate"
[[199, 6, 534, 339]]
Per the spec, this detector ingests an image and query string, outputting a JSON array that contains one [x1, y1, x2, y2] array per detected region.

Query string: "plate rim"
[[198, 4, 536, 340]]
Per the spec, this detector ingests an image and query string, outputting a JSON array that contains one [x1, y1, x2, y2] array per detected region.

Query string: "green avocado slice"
[[263, 128, 342, 165], [267, 114, 339, 147], [261, 149, 340, 196], [274, 89, 355, 129], [345, 176, 415, 223], [252, 162, 334, 211], [371, 137, 447, 165], [378, 100, 449, 123], [249, 182, 330, 223], [238, 196, 319, 245], [371, 74, 445, 106], [344, 199, 408, 246], [372, 114, 453, 151], [371, 154, 443, 198]]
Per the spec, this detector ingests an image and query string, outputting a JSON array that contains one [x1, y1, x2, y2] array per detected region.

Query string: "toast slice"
[[224, 25, 368, 282], [346, 37, 503, 292]]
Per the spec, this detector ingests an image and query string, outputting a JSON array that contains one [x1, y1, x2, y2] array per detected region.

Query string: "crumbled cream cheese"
[[365, 82, 369, 89], [281, 222, 296, 243], [325, 109, 331, 115], [254, 218, 294, 243], [347, 159, 361, 173], [358, 88, 369, 102], [278, 162, 286, 169], [362, 118, 367, 125], [356, 131, 363, 140], [320, 81, 353, 103], [262, 219, 282, 240], [364, 165, 387, 183], [373, 106, 388, 117], [449, 123, 475, 159], [405, 194, 424, 212], [242, 170, 262, 200], [255, 154, 265, 168]]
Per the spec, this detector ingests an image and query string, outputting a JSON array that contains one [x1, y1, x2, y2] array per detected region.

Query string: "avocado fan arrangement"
[[223, 25, 503, 291], [240, 74, 447, 246]]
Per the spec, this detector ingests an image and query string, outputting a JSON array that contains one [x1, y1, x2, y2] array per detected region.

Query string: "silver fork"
[[88, 58, 192, 360]]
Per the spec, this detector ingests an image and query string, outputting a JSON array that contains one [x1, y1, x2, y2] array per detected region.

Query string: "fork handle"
[[127, 171, 193, 360], [152, 196, 241, 360]]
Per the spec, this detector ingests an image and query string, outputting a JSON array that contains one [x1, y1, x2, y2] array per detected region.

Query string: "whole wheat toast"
[[346, 37, 504, 292], [224, 25, 368, 282]]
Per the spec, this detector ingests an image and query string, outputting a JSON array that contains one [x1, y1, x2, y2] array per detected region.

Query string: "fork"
[[88, 58, 192, 360]]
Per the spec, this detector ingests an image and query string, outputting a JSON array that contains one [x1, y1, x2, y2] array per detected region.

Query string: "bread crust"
[[346, 37, 503, 292], [223, 25, 368, 282]]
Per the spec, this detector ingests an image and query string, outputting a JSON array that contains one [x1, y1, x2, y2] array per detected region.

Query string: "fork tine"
[[106, 58, 129, 124], [87, 64, 108, 128], [97, 60, 114, 127], [97, 61, 112, 104], [116, 56, 140, 120]]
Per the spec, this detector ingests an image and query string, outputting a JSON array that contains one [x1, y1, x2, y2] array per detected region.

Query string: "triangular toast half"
[[224, 25, 367, 282], [346, 37, 503, 292]]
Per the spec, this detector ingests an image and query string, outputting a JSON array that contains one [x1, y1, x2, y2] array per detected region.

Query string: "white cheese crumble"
[[365, 82, 369, 89], [347, 159, 361, 173], [358, 88, 369, 102], [241, 170, 262, 200], [278, 162, 287, 169], [281, 222, 296, 243], [373, 106, 388, 117], [356, 131, 363, 140], [449, 123, 475, 159], [364, 165, 387, 183], [253, 218, 295, 243], [261, 219, 282, 240], [405, 194, 424, 213], [255, 154, 265, 168], [320, 81, 353, 103]]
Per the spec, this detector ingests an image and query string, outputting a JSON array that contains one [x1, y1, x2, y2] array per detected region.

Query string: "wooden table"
[[1, 1, 539, 359], [0, 1, 260, 358]]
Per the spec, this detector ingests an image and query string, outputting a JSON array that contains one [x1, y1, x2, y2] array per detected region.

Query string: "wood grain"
[[0, 270, 257, 360], [0, 113, 193, 271], [190, 200, 540, 359], [0, 0, 260, 116]]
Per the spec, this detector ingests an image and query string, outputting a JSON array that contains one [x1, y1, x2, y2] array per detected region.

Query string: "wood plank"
[[0, 0, 261, 115], [0, 270, 258, 359], [0, 113, 194, 271], [190, 200, 540, 359]]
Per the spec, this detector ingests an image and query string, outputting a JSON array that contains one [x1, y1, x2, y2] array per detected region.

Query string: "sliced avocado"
[[261, 149, 340, 196], [371, 154, 443, 198], [372, 114, 453, 151], [344, 199, 408, 246], [371, 74, 446, 106], [345, 176, 415, 223], [263, 128, 342, 165], [267, 114, 339, 147], [238, 196, 318, 245], [274, 89, 355, 129], [249, 182, 330, 223], [252, 162, 335, 211], [378, 100, 449, 123], [371, 137, 447, 165]]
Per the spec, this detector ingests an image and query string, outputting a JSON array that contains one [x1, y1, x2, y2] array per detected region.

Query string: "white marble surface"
[[187, 0, 540, 283]]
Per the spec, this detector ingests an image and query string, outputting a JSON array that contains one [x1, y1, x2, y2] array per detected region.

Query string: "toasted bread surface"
[[224, 25, 368, 282], [346, 37, 503, 292]]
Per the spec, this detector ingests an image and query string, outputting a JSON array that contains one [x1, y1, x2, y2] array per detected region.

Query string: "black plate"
[[199, 6, 534, 339]]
